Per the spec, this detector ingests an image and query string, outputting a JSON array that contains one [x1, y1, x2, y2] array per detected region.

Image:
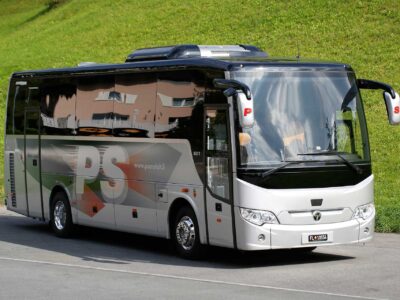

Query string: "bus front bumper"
[[235, 209, 374, 251]]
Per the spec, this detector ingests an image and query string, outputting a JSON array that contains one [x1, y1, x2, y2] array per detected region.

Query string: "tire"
[[50, 192, 74, 238], [172, 206, 202, 259]]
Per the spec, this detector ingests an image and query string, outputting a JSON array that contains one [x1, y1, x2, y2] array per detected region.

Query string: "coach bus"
[[4, 45, 400, 258]]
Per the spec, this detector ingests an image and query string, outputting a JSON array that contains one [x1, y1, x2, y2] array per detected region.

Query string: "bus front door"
[[24, 109, 44, 219], [204, 106, 235, 248]]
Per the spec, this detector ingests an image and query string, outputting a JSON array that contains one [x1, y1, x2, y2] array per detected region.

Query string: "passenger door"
[[204, 105, 235, 247]]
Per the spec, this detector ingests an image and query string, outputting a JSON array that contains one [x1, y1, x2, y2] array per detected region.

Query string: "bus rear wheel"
[[50, 192, 74, 238], [172, 206, 202, 259]]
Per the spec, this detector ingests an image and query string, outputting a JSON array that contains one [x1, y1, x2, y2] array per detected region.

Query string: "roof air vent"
[[77, 62, 98, 67], [125, 44, 267, 62]]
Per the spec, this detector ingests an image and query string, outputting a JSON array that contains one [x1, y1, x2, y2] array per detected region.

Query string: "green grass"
[[0, 0, 399, 231]]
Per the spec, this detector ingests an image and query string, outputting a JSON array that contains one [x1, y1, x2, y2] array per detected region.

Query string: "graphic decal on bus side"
[[20, 139, 182, 217]]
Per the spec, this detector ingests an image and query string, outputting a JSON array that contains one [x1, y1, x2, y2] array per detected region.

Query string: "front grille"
[[9, 153, 16, 207]]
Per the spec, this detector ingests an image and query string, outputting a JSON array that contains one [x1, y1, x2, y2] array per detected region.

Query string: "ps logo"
[[76, 145, 128, 203]]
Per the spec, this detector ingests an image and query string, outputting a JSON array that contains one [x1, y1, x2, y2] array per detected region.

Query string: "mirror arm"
[[223, 87, 237, 98], [357, 79, 396, 99], [213, 79, 252, 99]]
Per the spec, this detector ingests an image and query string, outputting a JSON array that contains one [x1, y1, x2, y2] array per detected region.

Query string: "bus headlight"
[[352, 203, 375, 220], [240, 208, 279, 225]]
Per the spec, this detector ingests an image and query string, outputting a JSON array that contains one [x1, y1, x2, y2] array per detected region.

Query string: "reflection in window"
[[114, 74, 156, 137], [76, 76, 114, 136], [25, 111, 40, 135], [158, 94, 196, 107], [40, 82, 77, 135], [206, 110, 228, 152], [207, 157, 230, 199], [156, 71, 205, 137], [11, 85, 28, 134], [173, 97, 194, 107], [206, 109, 230, 200], [233, 70, 370, 165]]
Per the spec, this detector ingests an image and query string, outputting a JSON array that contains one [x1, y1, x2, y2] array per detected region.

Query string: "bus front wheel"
[[50, 192, 74, 238], [172, 206, 202, 259]]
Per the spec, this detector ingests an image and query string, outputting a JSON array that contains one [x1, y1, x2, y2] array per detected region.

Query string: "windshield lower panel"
[[232, 68, 371, 188], [238, 163, 371, 189]]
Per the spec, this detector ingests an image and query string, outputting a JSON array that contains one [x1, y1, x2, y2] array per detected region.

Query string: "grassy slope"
[[0, 0, 399, 231]]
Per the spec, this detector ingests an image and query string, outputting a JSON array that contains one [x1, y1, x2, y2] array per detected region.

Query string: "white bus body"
[[4, 45, 399, 258]]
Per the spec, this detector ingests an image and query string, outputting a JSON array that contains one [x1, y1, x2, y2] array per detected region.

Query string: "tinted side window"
[[12, 83, 28, 135], [205, 108, 230, 199], [114, 73, 156, 137], [25, 110, 40, 135], [27, 87, 40, 108], [155, 70, 205, 144], [155, 71, 205, 172], [76, 76, 114, 136], [205, 71, 227, 104], [40, 79, 77, 136], [6, 81, 16, 134]]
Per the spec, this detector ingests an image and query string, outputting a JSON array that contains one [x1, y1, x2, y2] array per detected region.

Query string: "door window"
[[205, 108, 230, 200]]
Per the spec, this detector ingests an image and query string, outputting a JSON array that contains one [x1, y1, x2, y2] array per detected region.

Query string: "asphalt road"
[[0, 207, 399, 300]]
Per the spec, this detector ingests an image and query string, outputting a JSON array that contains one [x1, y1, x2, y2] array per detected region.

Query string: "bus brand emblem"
[[312, 211, 322, 221]]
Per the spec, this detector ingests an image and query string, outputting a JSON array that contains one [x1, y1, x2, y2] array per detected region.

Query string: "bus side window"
[[155, 71, 205, 137], [12, 84, 28, 135], [155, 70, 205, 157], [40, 80, 77, 136], [114, 73, 156, 138], [76, 76, 114, 136], [205, 109, 230, 199], [27, 87, 40, 108]]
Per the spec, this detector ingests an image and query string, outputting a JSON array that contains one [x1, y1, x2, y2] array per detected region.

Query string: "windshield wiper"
[[260, 161, 300, 178], [238, 161, 307, 179], [297, 151, 363, 174], [257, 160, 325, 179]]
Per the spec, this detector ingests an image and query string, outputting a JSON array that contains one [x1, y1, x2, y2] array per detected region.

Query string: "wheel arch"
[[49, 184, 73, 222], [167, 196, 204, 242]]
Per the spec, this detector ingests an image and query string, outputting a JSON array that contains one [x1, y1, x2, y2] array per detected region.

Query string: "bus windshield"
[[231, 68, 370, 168]]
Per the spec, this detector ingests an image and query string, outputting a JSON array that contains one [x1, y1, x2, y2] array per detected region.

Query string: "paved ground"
[[0, 207, 399, 300]]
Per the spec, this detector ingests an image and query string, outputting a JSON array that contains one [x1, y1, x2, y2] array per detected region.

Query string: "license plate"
[[301, 232, 333, 244], [308, 234, 328, 242]]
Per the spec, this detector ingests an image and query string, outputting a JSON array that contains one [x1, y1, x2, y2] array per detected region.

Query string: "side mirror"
[[384, 92, 400, 125], [237, 92, 254, 128], [213, 79, 254, 128], [357, 79, 399, 125]]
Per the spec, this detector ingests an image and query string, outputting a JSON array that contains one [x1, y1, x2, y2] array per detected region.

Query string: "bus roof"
[[11, 57, 354, 79]]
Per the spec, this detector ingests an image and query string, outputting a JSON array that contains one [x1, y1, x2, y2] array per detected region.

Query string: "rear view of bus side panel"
[[5, 78, 29, 216], [4, 79, 14, 210]]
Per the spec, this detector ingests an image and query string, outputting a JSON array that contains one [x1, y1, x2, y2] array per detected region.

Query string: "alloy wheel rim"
[[54, 201, 66, 231], [176, 216, 196, 251]]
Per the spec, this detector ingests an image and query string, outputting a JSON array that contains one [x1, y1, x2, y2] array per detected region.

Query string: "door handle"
[[158, 193, 163, 198]]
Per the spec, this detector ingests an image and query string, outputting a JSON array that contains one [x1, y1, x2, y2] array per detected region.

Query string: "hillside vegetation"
[[0, 0, 399, 231]]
